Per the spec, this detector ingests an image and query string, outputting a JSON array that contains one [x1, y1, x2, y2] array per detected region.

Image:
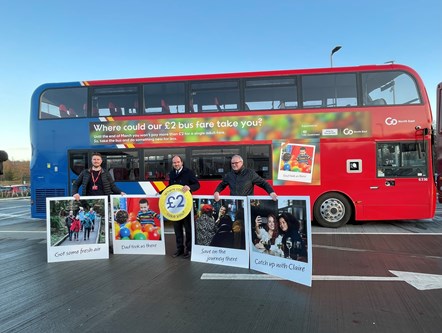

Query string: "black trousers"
[[173, 214, 191, 252]]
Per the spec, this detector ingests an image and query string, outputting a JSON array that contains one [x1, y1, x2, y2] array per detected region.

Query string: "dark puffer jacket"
[[72, 168, 122, 196], [215, 167, 274, 196]]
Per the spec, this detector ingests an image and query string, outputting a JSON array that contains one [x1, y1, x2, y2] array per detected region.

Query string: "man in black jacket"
[[72, 152, 125, 200], [214, 154, 277, 201], [168, 155, 200, 258]]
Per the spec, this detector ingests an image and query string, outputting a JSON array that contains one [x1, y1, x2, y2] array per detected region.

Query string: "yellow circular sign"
[[159, 184, 193, 221]]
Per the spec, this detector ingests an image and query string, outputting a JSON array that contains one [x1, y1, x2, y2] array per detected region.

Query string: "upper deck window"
[[40, 87, 88, 119], [362, 71, 421, 106], [302, 73, 357, 108], [190, 80, 240, 112], [143, 82, 185, 114], [245, 77, 298, 110], [91, 86, 139, 117]]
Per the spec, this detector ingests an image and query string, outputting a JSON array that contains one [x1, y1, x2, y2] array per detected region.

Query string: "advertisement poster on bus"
[[89, 111, 370, 148], [249, 196, 312, 287], [111, 195, 165, 255], [191, 196, 250, 269], [46, 196, 109, 263], [273, 139, 320, 186], [277, 143, 316, 183]]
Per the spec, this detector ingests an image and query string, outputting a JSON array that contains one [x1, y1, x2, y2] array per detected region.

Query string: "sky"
[[1, 0, 441, 161]]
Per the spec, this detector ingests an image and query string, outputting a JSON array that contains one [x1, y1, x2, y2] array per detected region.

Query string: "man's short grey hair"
[[231, 155, 243, 162]]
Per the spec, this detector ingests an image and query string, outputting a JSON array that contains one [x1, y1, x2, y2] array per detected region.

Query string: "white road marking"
[[201, 271, 442, 290]]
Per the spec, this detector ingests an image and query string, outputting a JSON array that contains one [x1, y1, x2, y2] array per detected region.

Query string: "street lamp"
[[330, 45, 342, 67]]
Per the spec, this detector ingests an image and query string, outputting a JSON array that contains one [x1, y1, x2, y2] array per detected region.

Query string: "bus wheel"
[[314, 192, 352, 228]]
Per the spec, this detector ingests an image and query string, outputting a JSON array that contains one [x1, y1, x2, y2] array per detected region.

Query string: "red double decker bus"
[[31, 64, 436, 227]]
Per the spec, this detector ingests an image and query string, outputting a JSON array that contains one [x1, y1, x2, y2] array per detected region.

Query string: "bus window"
[[70, 153, 88, 175], [245, 77, 298, 111], [377, 142, 427, 177], [362, 71, 421, 106], [143, 148, 184, 180], [190, 145, 270, 179], [91, 86, 139, 117], [40, 87, 88, 119], [98, 151, 140, 181], [143, 82, 185, 114], [191, 147, 239, 179], [244, 145, 271, 178], [302, 73, 357, 108], [190, 80, 240, 113]]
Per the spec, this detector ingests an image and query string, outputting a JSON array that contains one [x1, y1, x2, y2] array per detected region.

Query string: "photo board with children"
[[46, 196, 109, 263], [111, 195, 165, 255]]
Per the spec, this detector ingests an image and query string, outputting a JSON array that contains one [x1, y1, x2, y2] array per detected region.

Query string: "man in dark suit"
[[168, 155, 200, 258]]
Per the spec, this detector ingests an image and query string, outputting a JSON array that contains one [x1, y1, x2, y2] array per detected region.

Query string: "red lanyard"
[[91, 169, 102, 190]]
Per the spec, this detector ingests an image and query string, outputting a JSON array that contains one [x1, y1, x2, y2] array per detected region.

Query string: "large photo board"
[[111, 195, 165, 255], [46, 196, 109, 263], [248, 196, 312, 286], [191, 196, 249, 269]]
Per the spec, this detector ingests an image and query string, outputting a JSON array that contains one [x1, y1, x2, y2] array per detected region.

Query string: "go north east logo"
[[343, 128, 368, 136], [385, 117, 416, 126]]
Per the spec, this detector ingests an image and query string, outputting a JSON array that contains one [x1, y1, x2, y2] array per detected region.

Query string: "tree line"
[[0, 160, 30, 184]]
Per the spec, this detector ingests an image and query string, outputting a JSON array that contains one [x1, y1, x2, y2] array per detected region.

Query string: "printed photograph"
[[110, 195, 166, 255], [277, 143, 316, 183], [193, 197, 246, 250], [112, 196, 162, 241], [46, 196, 109, 263], [250, 197, 308, 262], [191, 195, 250, 269], [48, 197, 107, 246]]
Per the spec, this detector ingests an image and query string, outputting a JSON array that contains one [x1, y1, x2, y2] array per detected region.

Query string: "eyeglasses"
[[231, 161, 242, 165]]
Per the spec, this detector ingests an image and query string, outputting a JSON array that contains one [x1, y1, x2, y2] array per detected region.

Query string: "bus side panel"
[[319, 141, 435, 221]]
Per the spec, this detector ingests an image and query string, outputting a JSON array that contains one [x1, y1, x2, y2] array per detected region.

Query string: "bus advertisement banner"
[[191, 196, 249, 269], [89, 111, 370, 147], [111, 195, 165, 255], [46, 196, 109, 263], [249, 196, 312, 287]]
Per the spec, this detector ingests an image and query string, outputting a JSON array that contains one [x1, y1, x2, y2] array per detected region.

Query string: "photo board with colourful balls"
[[46, 196, 109, 263], [111, 195, 165, 255], [191, 196, 250, 269]]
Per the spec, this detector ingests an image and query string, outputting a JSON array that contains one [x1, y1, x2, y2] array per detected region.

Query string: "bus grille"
[[35, 189, 65, 214]]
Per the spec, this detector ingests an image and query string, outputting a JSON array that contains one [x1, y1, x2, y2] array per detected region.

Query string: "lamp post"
[[330, 45, 342, 67]]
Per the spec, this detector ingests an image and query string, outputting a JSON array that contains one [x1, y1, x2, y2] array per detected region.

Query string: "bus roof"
[[83, 63, 418, 86]]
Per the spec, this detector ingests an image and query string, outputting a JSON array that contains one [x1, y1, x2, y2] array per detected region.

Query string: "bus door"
[[68, 152, 89, 195], [366, 141, 434, 219]]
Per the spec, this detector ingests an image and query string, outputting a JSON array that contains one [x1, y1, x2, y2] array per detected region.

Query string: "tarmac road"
[[0, 198, 441, 333]]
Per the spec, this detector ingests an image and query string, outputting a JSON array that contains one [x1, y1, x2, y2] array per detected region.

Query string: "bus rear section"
[[436, 82, 442, 202]]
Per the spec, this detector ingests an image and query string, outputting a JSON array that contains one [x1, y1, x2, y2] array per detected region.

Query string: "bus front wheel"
[[314, 192, 352, 228]]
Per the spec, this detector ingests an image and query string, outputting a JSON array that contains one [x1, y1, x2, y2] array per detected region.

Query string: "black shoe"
[[172, 250, 184, 258], [183, 251, 191, 259]]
